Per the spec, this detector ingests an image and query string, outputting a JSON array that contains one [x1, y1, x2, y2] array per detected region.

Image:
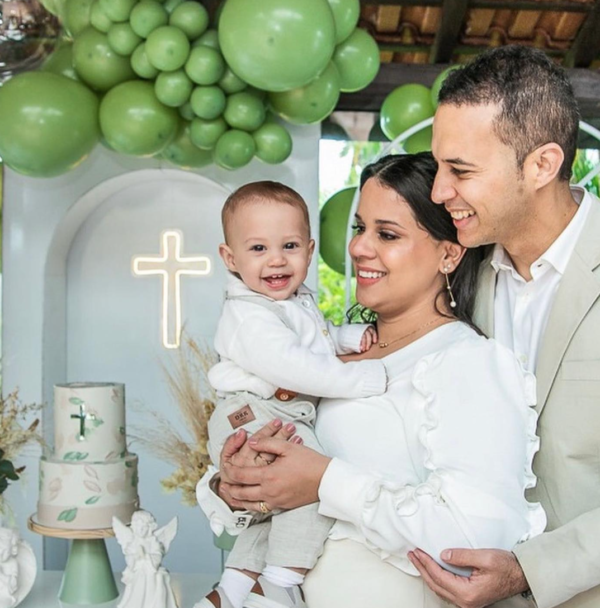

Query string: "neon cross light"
[[133, 230, 212, 349]]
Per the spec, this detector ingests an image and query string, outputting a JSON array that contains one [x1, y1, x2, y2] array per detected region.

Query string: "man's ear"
[[527, 143, 565, 190], [219, 243, 237, 272], [307, 239, 316, 265]]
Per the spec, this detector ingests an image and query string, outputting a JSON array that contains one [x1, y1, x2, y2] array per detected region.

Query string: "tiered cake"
[[37, 382, 139, 530]]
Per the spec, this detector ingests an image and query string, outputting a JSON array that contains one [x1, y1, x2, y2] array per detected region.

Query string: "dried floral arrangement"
[[134, 335, 217, 506], [0, 390, 44, 515]]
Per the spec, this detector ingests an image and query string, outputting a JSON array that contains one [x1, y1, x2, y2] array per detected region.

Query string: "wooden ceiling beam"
[[360, 0, 591, 12], [429, 0, 470, 63], [563, 0, 600, 67], [335, 62, 600, 118]]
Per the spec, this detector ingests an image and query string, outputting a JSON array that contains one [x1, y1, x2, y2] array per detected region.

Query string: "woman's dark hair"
[[347, 152, 484, 332]]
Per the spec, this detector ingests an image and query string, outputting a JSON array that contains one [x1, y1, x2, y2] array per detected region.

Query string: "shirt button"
[[519, 354, 528, 365], [302, 300, 311, 308], [322, 329, 329, 337]]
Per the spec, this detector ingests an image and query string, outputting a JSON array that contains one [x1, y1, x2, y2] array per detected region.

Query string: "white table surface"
[[20, 571, 219, 608]]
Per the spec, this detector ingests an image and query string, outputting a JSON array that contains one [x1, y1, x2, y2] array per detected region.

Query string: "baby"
[[197, 181, 388, 608]]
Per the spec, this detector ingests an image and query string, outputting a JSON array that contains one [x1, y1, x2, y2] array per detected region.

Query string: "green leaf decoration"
[[63, 452, 89, 461], [85, 496, 101, 505], [69, 398, 84, 406], [91, 417, 105, 428], [58, 508, 78, 522], [131, 471, 139, 487], [119, 427, 126, 435], [125, 460, 133, 468]]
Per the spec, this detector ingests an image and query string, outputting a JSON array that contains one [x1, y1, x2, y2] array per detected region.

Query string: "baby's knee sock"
[[262, 565, 305, 588], [220, 568, 256, 608]]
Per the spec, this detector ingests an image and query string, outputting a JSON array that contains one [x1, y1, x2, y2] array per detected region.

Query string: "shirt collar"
[[225, 273, 313, 299]]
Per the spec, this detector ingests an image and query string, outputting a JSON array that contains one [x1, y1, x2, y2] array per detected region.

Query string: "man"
[[409, 45, 600, 608]]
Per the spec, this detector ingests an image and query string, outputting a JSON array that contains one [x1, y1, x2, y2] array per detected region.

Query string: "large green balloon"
[[161, 122, 213, 168], [213, 129, 256, 170], [269, 62, 340, 125], [100, 80, 179, 156], [320, 187, 356, 275], [404, 126, 432, 153], [64, 0, 93, 36], [333, 28, 380, 93], [41, 40, 79, 80], [73, 27, 136, 91], [327, 0, 360, 43], [253, 122, 292, 164], [219, 0, 336, 92], [431, 65, 461, 109], [0, 72, 99, 177], [380, 84, 434, 141]]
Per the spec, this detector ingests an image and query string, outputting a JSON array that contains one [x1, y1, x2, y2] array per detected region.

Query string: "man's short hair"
[[221, 181, 311, 243], [438, 45, 580, 181]]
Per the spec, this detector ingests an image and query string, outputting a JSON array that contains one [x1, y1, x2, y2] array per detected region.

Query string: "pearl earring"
[[443, 265, 457, 309]]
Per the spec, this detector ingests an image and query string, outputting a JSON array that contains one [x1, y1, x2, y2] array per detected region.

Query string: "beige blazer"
[[474, 193, 600, 608]]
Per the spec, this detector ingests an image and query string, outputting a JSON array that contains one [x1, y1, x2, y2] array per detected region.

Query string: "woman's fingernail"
[[441, 550, 452, 560], [292, 436, 303, 444], [248, 437, 258, 445], [273, 419, 282, 428], [284, 423, 295, 432]]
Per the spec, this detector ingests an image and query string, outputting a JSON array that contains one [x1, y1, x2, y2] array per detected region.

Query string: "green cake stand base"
[[29, 516, 119, 605]]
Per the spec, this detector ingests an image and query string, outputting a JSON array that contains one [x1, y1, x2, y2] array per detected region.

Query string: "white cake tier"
[[37, 453, 139, 530], [54, 382, 126, 462]]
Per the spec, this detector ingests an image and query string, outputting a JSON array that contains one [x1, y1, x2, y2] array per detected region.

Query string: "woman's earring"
[[443, 265, 457, 309]]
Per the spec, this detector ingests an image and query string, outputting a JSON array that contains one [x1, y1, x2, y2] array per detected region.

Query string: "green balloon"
[[213, 129, 256, 170], [224, 92, 266, 131], [108, 23, 142, 56], [380, 84, 434, 140], [64, 0, 93, 36], [219, 0, 336, 92], [179, 101, 195, 121], [41, 40, 79, 80], [0, 72, 99, 177], [100, 80, 179, 156], [98, 0, 137, 22], [129, 1, 169, 38], [184, 45, 225, 85], [161, 122, 213, 168], [73, 28, 136, 92], [190, 85, 226, 120], [89, 0, 112, 32], [404, 126, 432, 153], [327, 0, 359, 43], [333, 27, 380, 93], [163, 0, 184, 13], [146, 25, 190, 71], [253, 122, 292, 164], [269, 62, 340, 125], [319, 187, 356, 275], [155, 69, 193, 107], [131, 42, 160, 78], [194, 28, 219, 50], [169, 2, 209, 40], [219, 67, 247, 94], [431, 65, 461, 108], [190, 116, 227, 149]]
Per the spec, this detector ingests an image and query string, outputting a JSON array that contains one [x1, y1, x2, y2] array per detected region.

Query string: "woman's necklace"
[[378, 317, 445, 349]]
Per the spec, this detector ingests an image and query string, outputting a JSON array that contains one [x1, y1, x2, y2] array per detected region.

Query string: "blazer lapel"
[[535, 196, 600, 413], [473, 255, 496, 337]]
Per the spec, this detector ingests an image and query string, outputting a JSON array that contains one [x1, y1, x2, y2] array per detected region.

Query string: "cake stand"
[[28, 515, 119, 605]]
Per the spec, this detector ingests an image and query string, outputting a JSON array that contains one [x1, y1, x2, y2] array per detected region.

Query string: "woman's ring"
[[259, 501, 271, 514]]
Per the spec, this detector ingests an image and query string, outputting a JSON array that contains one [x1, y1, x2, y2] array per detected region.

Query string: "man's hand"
[[408, 548, 529, 608], [360, 326, 378, 352]]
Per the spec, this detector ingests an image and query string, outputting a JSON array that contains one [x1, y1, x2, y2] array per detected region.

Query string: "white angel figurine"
[[113, 511, 178, 608], [0, 527, 36, 608]]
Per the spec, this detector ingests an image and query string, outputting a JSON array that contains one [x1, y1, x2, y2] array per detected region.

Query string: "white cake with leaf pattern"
[[36, 383, 139, 529]]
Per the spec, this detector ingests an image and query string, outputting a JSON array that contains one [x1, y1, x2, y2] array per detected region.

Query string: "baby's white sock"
[[220, 568, 256, 608], [262, 565, 305, 588]]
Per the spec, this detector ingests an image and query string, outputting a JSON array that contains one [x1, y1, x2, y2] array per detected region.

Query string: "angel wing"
[[112, 516, 134, 548], [155, 517, 178, 554]]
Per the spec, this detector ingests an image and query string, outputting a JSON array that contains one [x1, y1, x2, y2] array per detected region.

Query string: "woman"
[[198, 153, 546, 608]]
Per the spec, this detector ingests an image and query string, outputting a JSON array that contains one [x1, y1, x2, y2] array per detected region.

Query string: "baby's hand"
[[360, 326, 378, 352]]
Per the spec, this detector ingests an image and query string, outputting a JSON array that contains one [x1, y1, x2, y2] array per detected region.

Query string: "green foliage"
[[0, 448, 21, 496], [572, 150, 600, 196], [317, 258, 355, 325]]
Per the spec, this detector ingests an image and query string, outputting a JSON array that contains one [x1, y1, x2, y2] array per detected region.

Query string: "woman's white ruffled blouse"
[[316, 322, 546, 575]]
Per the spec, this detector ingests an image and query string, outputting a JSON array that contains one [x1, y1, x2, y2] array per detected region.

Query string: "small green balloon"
[[89, 0, 112, 32], [108, 23, 142, 56], [163, 0, 184, 13], [184, 45, 225, 85], [100, 80, 179, 156], [219, 67, 247, 94], [0, 72, 99, 177], [333, 27, 380, 93], [190, 85, 226, 120], [190, 116, 227, 149], [146, 25, 190, 71], [269, 62, 340, 125], [253, 122, 292, 164], [41, 40, 79, 80], [129, 0, 168, 38], [131, 42, 160, 78], [319, 187, 356, 275], [404, 126, 432, 153], [155, 69, 193, 107], [194, 28, 219, 50], [224, 92, 266, 131], [64, 0, 93, 36], [73, 27, 136, 92], [431, 65, 461, 108], [98, 0, 137, 22], [327, 0, 359, 43], [161, 122, 213, 168], [380, 83, 434, 141], [213, 129, 256, 170], [179, 101, 195, 120], [169, 1, 209, 40]]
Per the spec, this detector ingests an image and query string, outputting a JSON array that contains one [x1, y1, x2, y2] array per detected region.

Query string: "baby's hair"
[[222, 181, 311, 243]]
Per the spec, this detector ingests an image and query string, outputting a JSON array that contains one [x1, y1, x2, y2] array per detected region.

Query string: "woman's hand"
[[221, 436, 331, 512]]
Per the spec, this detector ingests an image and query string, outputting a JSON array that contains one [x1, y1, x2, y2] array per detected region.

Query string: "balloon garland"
[[0, 0, 380, 178]]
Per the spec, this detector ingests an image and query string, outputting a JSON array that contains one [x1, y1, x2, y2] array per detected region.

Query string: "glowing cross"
[[132, 230, 212, 349], [70, 403, 96, 441]]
